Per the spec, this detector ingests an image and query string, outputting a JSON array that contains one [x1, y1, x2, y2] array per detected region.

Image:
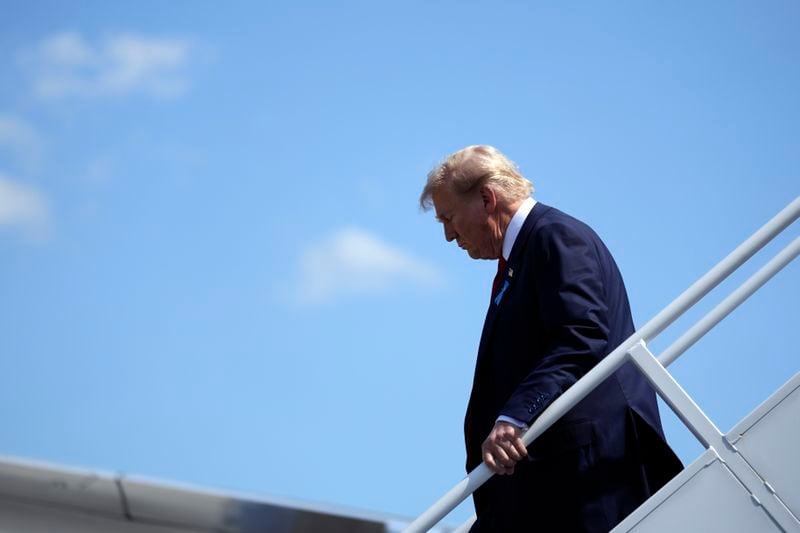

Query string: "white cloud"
[[41, 31, 94, 66], [24, 31, 191, 99], [294, 227, 443, 305], [0, 115, 43, 169], [0, 172, 49, 239]]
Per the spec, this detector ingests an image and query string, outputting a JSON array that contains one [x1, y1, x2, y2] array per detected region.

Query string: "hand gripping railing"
[[405, 196, 800, 533]]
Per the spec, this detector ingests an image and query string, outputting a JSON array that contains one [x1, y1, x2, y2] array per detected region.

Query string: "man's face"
[[432, 185, 500, 260]]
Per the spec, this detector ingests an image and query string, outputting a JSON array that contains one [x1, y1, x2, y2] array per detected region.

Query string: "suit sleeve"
[[499, 221, 610, 425]]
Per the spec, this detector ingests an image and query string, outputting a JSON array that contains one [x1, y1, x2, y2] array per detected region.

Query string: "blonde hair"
[[419, 145, 534, 210]]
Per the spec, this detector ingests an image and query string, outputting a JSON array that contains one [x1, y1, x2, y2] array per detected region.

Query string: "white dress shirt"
[[502, 197, 536, 261]]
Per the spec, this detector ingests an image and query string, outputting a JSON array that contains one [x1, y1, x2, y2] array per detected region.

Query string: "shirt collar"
[[502, 197, 536, 261]]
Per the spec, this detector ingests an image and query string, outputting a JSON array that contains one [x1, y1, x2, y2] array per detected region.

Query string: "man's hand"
[[482, 421, 528, 475]]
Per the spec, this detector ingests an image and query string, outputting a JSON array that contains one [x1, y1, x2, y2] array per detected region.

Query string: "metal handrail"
[[658, 235, 800, 367], [405, 196, 800, 533]]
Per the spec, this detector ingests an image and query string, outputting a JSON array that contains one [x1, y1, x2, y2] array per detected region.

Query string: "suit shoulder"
[[531, 206, 599, 246]]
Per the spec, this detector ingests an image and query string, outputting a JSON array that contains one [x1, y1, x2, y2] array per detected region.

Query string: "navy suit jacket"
[[466, 203, 682, 532]]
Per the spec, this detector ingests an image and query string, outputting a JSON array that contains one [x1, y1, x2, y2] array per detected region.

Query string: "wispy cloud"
[[23, 31, 192, 99], [0, 114, 43, 169], [82, 155, 114, 184], [0, 172, 49, 239], [292, 227, 443, 305]]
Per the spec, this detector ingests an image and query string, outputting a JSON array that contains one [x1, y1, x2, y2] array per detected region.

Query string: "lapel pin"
[[508, 268, 514, 278]]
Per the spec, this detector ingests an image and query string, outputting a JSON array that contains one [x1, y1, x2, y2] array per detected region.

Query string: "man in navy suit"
[[420, 145, 682, 532]]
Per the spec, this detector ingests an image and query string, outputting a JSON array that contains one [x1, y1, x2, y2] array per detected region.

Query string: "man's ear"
[[479, 185, 497, 214]]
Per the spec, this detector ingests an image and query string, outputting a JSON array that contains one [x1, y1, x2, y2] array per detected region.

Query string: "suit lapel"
[[475, 202, 551, 363]]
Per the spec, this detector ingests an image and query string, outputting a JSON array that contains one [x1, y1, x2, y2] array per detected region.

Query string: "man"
[[420, 145, 682, 532]]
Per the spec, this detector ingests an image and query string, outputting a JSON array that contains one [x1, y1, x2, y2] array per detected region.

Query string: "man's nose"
[[444, 223, 457, 242]]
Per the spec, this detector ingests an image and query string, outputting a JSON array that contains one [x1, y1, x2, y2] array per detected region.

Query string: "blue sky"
[[1, 1, 798, 526]]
